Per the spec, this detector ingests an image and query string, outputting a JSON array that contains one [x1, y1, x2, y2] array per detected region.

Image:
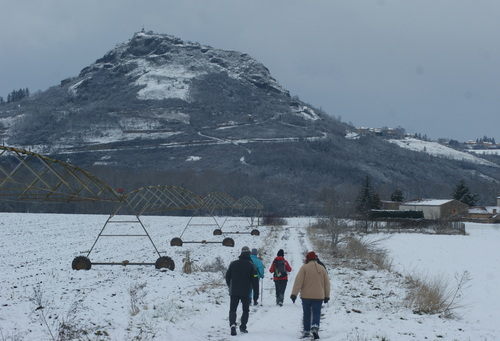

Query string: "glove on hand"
[[290, 294, 297, 303], [324, 297, 330, 304]]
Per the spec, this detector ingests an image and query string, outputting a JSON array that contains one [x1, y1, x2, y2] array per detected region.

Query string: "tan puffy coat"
[[291, 260, 330, 300]]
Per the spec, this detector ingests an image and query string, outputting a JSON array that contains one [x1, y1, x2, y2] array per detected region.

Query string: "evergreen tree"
[[355, 176, 380, 214], [6, 88, 30, 103], [390, 189, 404, 202], [451, 180, 478, 206], [371, 192, 381, 210]]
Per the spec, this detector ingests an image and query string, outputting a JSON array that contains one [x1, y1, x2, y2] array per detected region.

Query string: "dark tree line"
[[1, 88, 30, 104], [353, 177, 478, 220], [476, 136, 496, 145]]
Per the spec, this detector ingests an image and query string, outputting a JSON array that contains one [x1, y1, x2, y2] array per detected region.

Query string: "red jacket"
[[269, 256, 292, 281]]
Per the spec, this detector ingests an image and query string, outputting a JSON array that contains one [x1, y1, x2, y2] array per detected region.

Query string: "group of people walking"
[[225, 246, 330, 339]]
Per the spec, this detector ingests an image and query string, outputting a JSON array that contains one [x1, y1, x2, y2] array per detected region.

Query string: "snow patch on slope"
[[132, 60, 203, 101], [74, 129, 182, 146], [345, 131, 360, 140], [468, 149, 500, 156], [292, 105, 320, 121], [389, 137, 497, 167]]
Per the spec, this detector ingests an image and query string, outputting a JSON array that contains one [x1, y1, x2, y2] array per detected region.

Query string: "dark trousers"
[[301, 299, 323, 332], [229, 295, 250, 328], [274, 279, 288, 304]]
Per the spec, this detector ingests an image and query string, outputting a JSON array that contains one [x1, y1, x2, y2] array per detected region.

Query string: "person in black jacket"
[[225, 246, 260, 336]]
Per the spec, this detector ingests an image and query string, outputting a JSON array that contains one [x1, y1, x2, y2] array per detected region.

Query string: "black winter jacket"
[[226, 253, 260, 299]]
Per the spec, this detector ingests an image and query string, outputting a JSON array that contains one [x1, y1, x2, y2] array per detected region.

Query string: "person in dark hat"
[[226, 246, 260, 335], [269, 249, 292, 306], [290, 251, 330, 339]]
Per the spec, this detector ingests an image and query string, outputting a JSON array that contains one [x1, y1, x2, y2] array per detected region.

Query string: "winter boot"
[[302, 331, 311, 339], [311, 326, 320, 339], [239, 325, 248, 333], [230, 325, 237, 336]]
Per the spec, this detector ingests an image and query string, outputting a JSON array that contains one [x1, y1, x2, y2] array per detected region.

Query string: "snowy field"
[[388, 138, 498, 167], [0, 213, 499, 340], [468, 149, 500, 156]]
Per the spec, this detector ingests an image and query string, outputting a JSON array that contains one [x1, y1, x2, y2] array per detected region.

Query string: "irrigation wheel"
[[72, 256, 92, 270], [155, 256, 175, 270], [170, 237, 183, 246], [222, 237, 235, 247]]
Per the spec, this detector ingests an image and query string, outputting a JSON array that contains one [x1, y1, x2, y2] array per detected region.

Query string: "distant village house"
[[399, 199, 468, 219], [468, 206, 498, 219]]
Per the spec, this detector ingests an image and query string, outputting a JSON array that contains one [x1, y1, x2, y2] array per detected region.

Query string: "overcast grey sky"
[[1, 0, 499, 142]]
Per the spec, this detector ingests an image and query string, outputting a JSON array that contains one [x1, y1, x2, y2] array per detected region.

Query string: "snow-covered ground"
[[389, 137, 498, 167], [468, 149, 500, 156], [376, 223, 500, 338], [0, 213, 499, 340]]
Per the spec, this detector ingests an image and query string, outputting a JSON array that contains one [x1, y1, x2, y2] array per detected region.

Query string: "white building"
[[399, 199, 468, 219]]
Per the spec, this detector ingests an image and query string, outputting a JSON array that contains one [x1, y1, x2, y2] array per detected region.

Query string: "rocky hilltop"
[[0, 31, 498, 215], [2, 31, 330, 156]]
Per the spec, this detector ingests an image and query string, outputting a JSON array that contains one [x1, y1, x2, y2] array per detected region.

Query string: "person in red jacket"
[[269, 249, 292, 306]]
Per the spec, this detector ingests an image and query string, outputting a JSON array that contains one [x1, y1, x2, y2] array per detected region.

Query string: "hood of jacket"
[[239, 253, 252, 261]]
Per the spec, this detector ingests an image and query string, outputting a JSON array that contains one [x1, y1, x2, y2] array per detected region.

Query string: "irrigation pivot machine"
[[0, 146, 264, 271], [0, 146, 186, 270], [169, 191, 260, 247]]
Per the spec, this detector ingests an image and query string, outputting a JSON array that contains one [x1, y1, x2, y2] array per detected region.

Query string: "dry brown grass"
[[29, 284, 106, 340], [308, 218, 392, 272], [342, 236, 392, 271], [129, 282, 147, 316], [404, 271, 471, 317], [182, 250, 195, 274]]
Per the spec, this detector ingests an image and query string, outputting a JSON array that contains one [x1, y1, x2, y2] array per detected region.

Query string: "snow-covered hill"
[[0, 213, 498, 340], [389, 137, 498, 167], [1, 31, 498, 217], [1, 31, 326, 153]]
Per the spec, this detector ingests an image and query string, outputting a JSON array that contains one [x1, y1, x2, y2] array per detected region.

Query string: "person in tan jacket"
[[290, 251, 330, 339]]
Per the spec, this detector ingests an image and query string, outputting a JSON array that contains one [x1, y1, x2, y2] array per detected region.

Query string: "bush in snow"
[[404, 270, 471, 318]]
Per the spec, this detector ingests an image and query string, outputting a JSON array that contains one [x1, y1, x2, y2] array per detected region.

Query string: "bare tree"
[[317, 187, 354, 247]]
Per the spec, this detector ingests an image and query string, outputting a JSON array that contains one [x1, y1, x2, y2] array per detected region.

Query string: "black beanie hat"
[[277, 249, 284, 257]]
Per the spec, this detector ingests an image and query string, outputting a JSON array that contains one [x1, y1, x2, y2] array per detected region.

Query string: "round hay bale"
[[213, 229, 223, 236], [250, 229, 260, 236]]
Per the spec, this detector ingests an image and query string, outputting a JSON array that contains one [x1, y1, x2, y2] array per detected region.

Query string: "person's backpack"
[[274, 259, 287, 278]]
